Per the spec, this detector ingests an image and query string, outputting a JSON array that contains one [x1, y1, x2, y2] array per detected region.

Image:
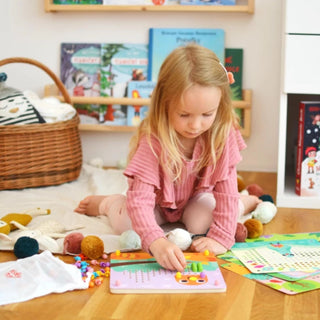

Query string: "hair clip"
[[219, 62, 235, 85], [227, 72, 235, 85]]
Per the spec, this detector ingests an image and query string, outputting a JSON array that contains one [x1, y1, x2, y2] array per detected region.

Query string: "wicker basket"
[[0, 57, 82, 190]]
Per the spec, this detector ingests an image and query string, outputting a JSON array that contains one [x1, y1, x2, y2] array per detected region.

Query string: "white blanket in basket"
[[0, 164, 129, 254]]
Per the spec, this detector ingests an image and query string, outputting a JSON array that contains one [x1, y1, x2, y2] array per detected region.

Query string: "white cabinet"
[[276, 0, 320, 208]]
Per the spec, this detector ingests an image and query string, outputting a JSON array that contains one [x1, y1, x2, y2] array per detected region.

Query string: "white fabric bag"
[[0, 251, 90, 305]]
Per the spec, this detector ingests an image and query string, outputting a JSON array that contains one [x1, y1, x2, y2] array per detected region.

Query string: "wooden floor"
[[1, 171, 320, 320]]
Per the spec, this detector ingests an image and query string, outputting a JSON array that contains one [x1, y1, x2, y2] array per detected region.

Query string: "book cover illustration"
[[148, 28, 225, 82], [127, 80, 156, 126], [180, 0, 235, 5], [61, 43, 101, 97], [225, 48, 243, 126], [60, 43, 101, 123], [100, 43, 148, 126], [295, 101, 320, 196], [110, 251, 226, 293]]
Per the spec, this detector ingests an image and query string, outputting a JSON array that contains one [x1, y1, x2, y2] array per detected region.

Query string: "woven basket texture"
[[0, 57, 82, 190]]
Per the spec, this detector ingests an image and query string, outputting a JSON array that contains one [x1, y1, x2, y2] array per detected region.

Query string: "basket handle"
[[0, 57, 72, 105]]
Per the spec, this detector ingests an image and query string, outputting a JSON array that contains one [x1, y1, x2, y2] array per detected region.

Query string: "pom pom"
[[63, 232, 84, 254], [166, 228, 192, 250], [235, 223, 248, 242], [246, 184, 264, 197], [244, 219, 263, 239], [14, 236, 39, 259], [81, 235, 104, 259], [237, 175, 246, 192], [119, 230, 141, 250], [252, 202, 277, 224], [259, 194, 274, 203]]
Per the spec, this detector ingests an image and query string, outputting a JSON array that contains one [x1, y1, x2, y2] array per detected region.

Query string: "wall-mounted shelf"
[[44, 84, 252, 137], [44, 0, 254, 13]]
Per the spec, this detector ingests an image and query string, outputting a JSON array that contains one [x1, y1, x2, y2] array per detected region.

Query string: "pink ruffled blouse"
[[124, 128, 246, 252]]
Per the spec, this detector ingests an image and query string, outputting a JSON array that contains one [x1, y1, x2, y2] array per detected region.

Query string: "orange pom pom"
[[81, 235, 104, 260], [237, 175, 246, 192], [244, 219, 263, 239]]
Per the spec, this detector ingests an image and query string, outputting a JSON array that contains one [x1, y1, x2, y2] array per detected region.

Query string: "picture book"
[[127, 80, 155, 126], [148, 28, 225, 82], [231, 239, 320, 274], [225, 48, 243, 101], [225, 48, 243, 126], [60, 43, 101, 123], [54, 0, 102, 4], [110, 251, 226, 293], [295, 101, 320, 196], [180, 0, 235, 5], [100, 43, 148, 99], [60, 43, 101, 97], [100, 43, 148, 125], [103, 0, 174, 4]]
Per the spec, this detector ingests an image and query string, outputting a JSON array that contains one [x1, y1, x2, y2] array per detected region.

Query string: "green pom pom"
[[119, 230, 141, 250], [14, 236, 39, 259]]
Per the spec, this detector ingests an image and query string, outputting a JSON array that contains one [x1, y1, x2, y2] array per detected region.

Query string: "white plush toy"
[[0, 220, 83, 252]]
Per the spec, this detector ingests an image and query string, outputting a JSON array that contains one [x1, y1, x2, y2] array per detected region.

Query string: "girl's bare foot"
[[74, 195, 106, 216], [240, 194, 262, 215]]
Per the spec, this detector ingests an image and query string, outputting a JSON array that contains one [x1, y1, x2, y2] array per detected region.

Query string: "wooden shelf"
[[44, 84, 252, 137], [44, 0, 254, 13]]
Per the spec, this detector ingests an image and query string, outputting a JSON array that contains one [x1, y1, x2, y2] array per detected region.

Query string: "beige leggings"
[[99, 193, 244, 235]]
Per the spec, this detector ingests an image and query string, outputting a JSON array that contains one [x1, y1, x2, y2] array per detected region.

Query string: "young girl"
[[75, 44, 260, 272]]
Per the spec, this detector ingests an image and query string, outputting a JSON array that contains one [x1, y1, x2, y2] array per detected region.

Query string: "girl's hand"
[[191, 237, 227, 255], [149, 238, 187, 272]]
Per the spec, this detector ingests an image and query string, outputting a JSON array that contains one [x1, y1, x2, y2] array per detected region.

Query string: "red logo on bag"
[[6, 269, 22, 278]]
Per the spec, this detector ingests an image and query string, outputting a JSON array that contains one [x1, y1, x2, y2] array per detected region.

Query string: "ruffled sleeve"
[[199, 128, 247, 249], [124, 135, 161, 188], [124, 136, 167, 252]]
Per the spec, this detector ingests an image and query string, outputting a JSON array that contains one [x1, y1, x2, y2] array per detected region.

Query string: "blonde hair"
[[128, 43, 239, 180]]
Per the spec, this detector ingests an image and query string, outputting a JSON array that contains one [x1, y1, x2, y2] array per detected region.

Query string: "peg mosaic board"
[[109, 251, 226, 294]]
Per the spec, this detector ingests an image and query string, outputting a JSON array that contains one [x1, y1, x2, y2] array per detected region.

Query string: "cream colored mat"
[[0, 164, 129, 254]]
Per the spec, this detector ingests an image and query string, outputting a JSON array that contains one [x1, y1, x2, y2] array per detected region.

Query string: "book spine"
[[147, 29, 154, 81], [295, 102, 305, 195]]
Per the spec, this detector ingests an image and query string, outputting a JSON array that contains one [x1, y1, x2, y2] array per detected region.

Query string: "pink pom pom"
[[63, 232, 84, 254], [246, 184, 264, 197], [235, 222, 248, 242]]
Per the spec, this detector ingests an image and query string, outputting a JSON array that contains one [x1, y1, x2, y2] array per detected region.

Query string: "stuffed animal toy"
[[0, 73, 45, 125], [0, 219, 83, 252], [0, 207, 51, 234]]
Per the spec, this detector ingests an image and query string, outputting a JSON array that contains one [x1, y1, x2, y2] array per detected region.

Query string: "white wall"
[[1, 0, 282, 171]]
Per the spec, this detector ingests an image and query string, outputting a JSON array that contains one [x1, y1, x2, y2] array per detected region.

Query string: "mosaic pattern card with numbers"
[[109, 252, 226, 293], [231, 239, 320, 274], [221, 260, 320, 295]]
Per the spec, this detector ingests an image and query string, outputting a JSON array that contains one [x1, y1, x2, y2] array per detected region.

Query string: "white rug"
[[0, 164, 129, 254]]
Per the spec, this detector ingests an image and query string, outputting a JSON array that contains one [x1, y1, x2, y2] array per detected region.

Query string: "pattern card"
[[231, 239, 320, 274]]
